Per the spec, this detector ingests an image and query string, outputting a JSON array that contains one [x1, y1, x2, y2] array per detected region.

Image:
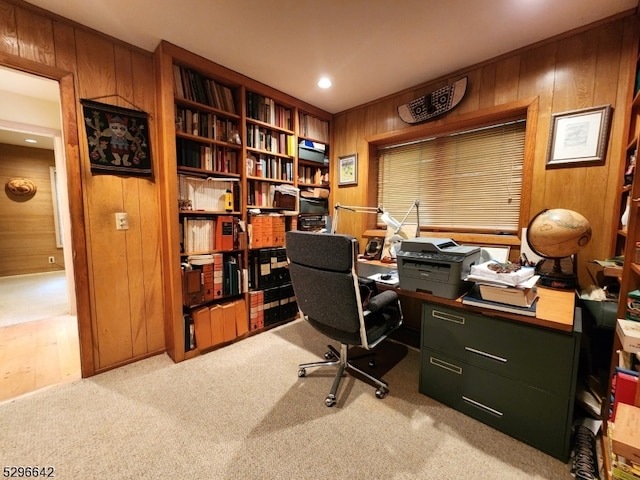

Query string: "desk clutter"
[[462, 260, 540, 315]]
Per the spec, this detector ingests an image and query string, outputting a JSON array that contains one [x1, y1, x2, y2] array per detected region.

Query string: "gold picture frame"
[[338, 153, 357, 186], [546, 104, 612, 168]]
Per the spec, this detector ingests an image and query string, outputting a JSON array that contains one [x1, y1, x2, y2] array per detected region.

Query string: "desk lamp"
[[382, 200, 421, 258], [331, 203, 383, 234]]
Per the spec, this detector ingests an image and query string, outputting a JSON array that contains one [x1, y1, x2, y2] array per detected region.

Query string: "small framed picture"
[[546, 105, 612, 168], [338, 153, 357, 186]]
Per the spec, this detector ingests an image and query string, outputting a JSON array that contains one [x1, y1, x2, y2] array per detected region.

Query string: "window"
[[377, 120, 526, 234]]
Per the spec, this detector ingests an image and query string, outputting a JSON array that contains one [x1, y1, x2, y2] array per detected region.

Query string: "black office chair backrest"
[[286, 231, 364, 342]]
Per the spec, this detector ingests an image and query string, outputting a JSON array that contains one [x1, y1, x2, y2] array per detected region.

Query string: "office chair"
[[285, 230, 403, 407]]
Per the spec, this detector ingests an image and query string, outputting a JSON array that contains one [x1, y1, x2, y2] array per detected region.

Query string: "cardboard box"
[[617, 319, 640, 353], [209, 304, 224, 347], [192, 306, 212, 350], [234, 299, 249, 336], [612, 403, 640, 464], [221, 302, 237, 342]]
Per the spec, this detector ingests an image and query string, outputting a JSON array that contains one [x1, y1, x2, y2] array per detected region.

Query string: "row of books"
[[180, 215, 245, 254], [299, 112, 330, 143], [176, 138, 239, 173], [249, 247, 289, 290], [298, 165, 328, 185], [182, 252, 246, 307], [246, 154, 294, 182], [178, 174, 237, 212], [173, 64, 237, 114], [175, 107, 240, 144], [246, 92, 292, 130], [247, 181, 277, 208], [248, 284, 298, 331], [246, 124, 295, 155]]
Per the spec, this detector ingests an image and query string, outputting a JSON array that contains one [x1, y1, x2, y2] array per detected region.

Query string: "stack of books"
[[462, 260, 539, 316]]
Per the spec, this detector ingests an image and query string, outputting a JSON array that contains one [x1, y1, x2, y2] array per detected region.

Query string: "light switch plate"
[[115, 212, 129, 230]]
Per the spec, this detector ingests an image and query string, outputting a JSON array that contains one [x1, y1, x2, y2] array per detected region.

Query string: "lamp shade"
[[381, 211, 401, 230]]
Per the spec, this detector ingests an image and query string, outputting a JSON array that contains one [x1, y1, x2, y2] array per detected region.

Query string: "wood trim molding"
[[0, 55, 95, 377], [366, 97, 537, 146]]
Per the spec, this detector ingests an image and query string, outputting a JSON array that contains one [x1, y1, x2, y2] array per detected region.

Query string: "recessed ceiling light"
[[317, 77, 332, 89], [25, 138, 37, 144]]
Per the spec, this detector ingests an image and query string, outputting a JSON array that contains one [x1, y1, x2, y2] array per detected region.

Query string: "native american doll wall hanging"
[[81, 99, 152, 177]]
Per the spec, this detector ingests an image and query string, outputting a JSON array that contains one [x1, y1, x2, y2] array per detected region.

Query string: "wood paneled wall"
[[0, 143, 62, 276], [0, 0, 164, 375], [0, 0, 636, 376], [331, 13, 638, 289]]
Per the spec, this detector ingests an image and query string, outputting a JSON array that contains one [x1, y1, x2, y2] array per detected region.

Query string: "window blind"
[[377, 120, 526, 233]]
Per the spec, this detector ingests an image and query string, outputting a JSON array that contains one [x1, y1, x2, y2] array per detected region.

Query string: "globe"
[[526, 208, 592, 289], [527, 209, 592, 258]]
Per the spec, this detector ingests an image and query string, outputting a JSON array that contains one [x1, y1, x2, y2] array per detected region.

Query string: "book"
[[462, 284, 537, 317], [478, 283, 537, 307], [215, 215, 235, 251]]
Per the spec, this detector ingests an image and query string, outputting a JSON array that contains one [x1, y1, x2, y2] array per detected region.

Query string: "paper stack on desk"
[[465, 260, 539, 308], [466, 260, 537, 287]]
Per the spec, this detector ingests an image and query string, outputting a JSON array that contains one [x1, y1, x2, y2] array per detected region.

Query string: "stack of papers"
[[466, 260, 537, 287], [465, 260, 539, 309]]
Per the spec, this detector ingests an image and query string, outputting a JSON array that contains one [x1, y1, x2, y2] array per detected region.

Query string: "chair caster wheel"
[[325, 395, 336, 407], [298, 368, 306, 377], [324, 351, 335, 360], [375, 388, 388, 399]]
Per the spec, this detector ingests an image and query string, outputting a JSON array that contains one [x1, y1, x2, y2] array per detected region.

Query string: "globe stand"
[[538, 257, 577, 290]]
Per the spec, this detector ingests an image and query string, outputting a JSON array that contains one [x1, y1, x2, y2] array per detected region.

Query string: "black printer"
[[396, 237, 480, 299]]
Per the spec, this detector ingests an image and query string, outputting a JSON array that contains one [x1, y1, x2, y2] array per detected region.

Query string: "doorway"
[[0, 67, 81, 402]]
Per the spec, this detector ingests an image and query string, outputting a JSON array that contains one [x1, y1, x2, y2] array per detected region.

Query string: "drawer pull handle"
[[462, 396, 504, 417], [429, 356, 462, 375], [465, 346, 507, 363], [432, 310, 465, 325]]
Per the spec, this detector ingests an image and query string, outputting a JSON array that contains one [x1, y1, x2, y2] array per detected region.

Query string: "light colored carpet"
[[0, 271, 69, 327], [0, 319, 573, 479]]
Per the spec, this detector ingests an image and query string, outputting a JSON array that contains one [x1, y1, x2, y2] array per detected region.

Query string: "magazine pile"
[[463, 260, 540, 316]]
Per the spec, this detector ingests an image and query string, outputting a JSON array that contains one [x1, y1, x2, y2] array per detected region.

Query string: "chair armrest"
[[366, 290, 398, 313]]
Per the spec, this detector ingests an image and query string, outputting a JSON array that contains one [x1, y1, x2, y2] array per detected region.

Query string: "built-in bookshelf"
[[602, 27, 640, 479], [154, 41, 332, 363], [245, 91, 297, 210]]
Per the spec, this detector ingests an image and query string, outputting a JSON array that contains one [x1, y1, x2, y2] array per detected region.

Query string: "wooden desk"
[[358, 258, 576, 333], [397, 285, 575, 332]]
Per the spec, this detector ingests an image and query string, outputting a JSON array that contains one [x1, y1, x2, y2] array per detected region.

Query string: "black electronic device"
[[363, 237, 383, 260]]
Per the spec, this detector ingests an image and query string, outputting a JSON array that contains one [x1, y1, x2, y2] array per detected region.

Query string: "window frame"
[[364, 97, 538, 246]]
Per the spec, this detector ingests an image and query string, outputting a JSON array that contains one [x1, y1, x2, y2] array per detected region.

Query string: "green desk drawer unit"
[[419, 302, 582, 461]]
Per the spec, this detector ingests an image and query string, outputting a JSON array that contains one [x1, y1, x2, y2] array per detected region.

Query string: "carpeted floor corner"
[[0, 319, 574, 479]]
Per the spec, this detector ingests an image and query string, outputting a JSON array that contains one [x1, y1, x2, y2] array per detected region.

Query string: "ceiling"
[[19, 0, 638, 115], [0, 0, 637, 150]]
